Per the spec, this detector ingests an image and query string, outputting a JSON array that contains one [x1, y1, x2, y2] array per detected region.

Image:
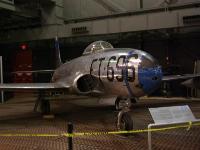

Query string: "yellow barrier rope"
[[0, 122, 199, 137]]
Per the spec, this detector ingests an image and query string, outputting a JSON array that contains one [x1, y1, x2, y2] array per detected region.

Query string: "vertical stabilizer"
[[54, 36, 63, 68]]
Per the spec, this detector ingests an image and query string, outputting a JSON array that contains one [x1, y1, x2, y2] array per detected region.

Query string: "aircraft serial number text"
[[90, 55, 137, 82]]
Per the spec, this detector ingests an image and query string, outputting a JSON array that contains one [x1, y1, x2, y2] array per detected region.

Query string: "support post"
[[67, 122, 73, 150], [148, 124, 152, 150], [0, 56, 4, 103], [148, 120, 200, 150]]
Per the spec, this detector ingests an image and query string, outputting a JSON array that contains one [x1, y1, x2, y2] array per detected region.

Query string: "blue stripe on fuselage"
[[123, 51, 135, 96]]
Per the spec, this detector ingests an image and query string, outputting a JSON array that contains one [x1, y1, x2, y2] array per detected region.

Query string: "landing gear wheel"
[[41, 100, 50, 115], [118, 112, 133, 131]]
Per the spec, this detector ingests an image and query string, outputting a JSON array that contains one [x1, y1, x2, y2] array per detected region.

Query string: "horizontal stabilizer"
[[181, 79, 194, 88], [181, 78, 200, 89], [162, 73, 200, 81]]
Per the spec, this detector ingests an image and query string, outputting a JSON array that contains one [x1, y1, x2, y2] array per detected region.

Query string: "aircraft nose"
[[138, 66, 163, 94]]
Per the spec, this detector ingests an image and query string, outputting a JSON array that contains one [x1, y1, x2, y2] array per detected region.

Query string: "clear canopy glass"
[[83, 41, 114, 55]]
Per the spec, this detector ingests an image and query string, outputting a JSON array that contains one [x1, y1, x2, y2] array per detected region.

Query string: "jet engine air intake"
[[76, 74, 98, 94]]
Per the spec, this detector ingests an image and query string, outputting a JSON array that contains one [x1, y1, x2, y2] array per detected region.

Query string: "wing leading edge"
[[162, 73, 200, 81], [0, 83, 70, 91], [11, 70, 55, 74]]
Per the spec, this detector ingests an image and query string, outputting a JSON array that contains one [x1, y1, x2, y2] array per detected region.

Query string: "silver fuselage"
[[52, 48, 163, 98]]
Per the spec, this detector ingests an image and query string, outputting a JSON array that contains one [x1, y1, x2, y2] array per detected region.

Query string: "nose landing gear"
[[115, 96, 134, 131]]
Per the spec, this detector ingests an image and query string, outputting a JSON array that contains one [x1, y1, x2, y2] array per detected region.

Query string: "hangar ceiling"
[[0, 0, 199, 43], [0, 0, 54, 31]]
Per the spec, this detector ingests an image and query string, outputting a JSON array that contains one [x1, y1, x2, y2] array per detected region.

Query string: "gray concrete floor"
[[0, 96, 199, 150]]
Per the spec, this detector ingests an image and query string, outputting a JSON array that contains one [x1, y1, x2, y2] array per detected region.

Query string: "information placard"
[[149, 105, 196, 124]]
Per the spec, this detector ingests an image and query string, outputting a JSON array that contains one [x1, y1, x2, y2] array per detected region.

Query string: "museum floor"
[[0, 96, 199, 150]]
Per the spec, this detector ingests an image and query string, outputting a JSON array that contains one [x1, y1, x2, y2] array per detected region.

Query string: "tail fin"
[[54, 36, 62, 68]]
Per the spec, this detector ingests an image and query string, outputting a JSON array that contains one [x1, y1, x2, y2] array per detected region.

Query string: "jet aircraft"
[[0, 40, 200, 130]]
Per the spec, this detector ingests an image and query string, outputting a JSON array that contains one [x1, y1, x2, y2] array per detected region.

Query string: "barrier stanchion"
[[67, 122, 73, 150]]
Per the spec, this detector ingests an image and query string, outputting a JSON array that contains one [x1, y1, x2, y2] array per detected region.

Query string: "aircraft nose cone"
[[138, 66, 163, 94]]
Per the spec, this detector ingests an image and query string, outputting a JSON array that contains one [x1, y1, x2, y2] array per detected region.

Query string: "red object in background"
[[20, 44, 28, 50], [13, 48, 33, 83]]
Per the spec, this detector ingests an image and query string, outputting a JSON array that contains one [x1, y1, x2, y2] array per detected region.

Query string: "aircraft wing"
[[162, 73, 200, 81], [11, 70, 55, 74], [0, 83, 69, 91]]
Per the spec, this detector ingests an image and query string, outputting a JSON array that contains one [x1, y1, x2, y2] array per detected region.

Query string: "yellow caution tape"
[[0, 122, 199, 137], [187, 121, 192, 131]]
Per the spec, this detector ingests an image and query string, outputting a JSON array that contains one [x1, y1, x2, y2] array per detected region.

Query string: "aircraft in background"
[[0, 40, 200, 130]]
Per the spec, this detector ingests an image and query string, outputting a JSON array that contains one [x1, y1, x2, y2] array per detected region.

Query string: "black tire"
[[120, 112, 133, 131]]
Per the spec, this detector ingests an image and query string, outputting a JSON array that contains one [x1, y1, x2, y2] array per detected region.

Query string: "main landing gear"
[[115, 96, 136, 131], [34, 91, 51, 115], [40, 100, 51, 115]]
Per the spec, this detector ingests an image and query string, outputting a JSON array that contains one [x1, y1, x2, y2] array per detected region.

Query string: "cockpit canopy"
[[83, 41, 114, 55]]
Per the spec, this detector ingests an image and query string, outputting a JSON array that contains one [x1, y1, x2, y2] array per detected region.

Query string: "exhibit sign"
[[149, 105, 196, 124]]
